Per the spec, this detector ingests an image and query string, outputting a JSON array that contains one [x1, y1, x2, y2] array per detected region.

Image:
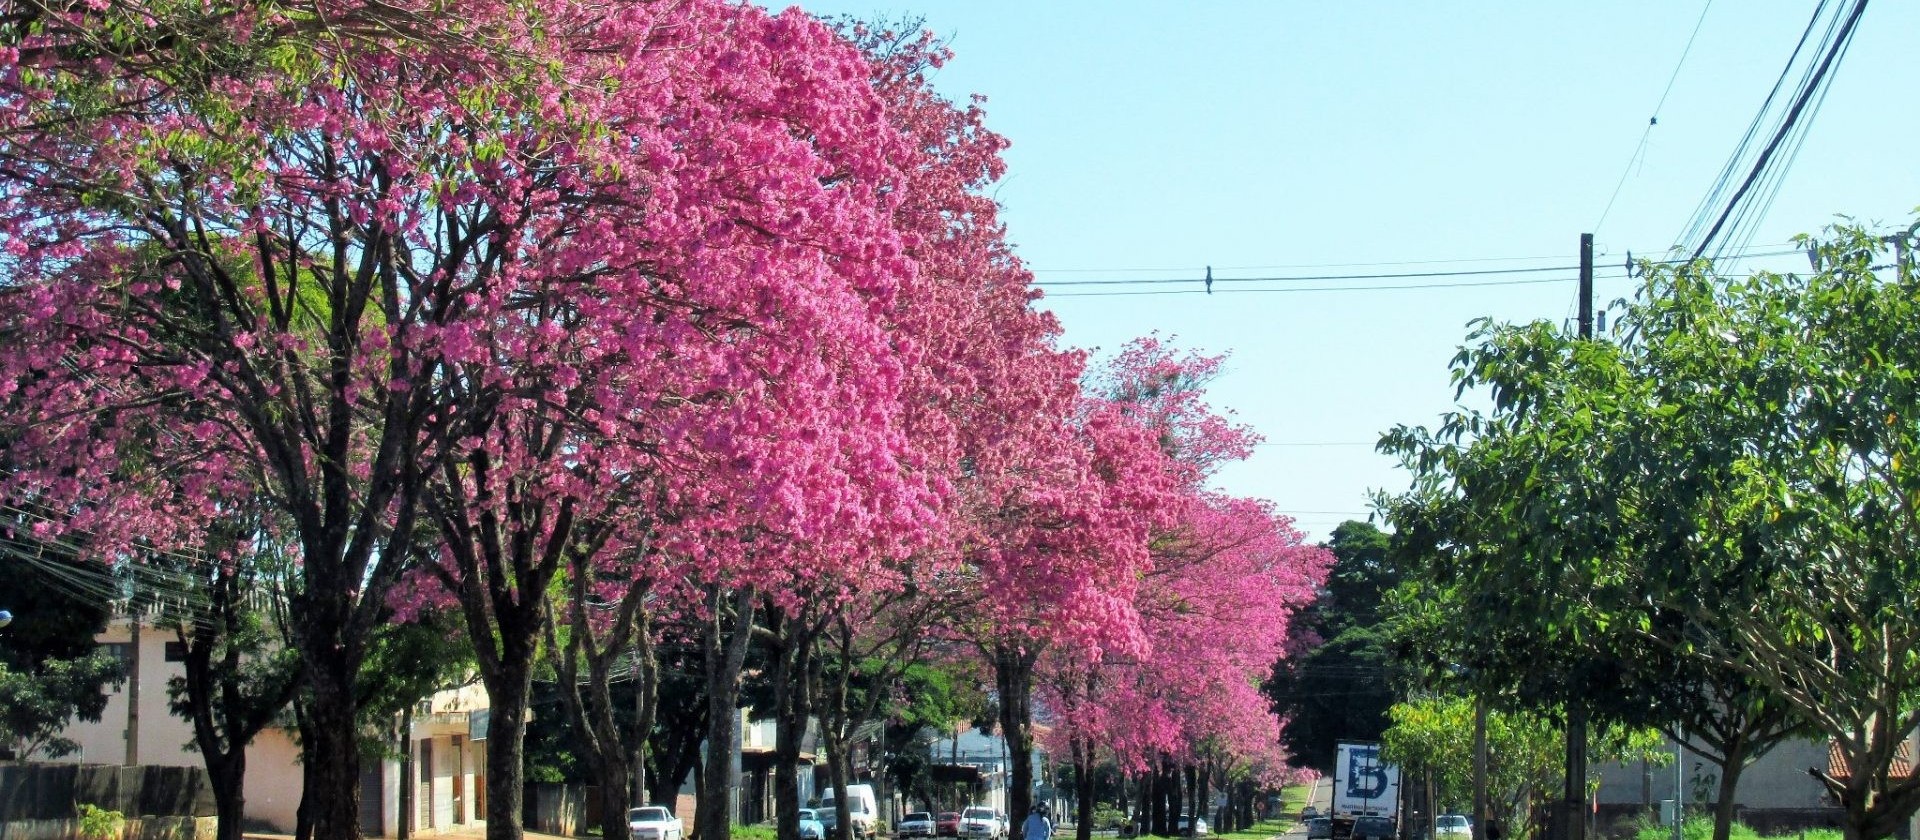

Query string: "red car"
[[935, 813, 961, 837]]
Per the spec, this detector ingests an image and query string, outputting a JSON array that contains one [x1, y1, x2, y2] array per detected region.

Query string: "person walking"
[[1022, 806, 1053, 840]]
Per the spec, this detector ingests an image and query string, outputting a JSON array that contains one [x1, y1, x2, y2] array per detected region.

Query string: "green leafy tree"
[[1381, 221, 1920, 840], [0, 544, 124, 758], [1269, 520, 1399, 771], [162, 518, 305, 840], [1382, 695, 1667, 840]]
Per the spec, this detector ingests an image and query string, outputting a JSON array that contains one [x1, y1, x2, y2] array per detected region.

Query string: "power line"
[[1035, 264, 1577, 288], [1029, 243, 1802, 290], [1594, 0, 1716, 235], [1680, 0, 1868, 262], [1029, 253, 1570, 274], [1043, 275, 1624, 299]]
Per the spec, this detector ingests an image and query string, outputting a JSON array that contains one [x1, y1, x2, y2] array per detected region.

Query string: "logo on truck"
[[1344, 744, 1389, 799]]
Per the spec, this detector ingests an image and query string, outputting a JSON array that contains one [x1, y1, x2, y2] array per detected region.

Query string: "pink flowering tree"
[[1034, 341, 1330, 839], [781, 21, 1133, 840], [0, 3, 944, 839], [0, 2, 562, 835]]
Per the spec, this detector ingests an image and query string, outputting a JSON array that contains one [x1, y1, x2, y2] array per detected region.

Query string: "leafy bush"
[[76, 803, 126, 840], [1094, 804, 1127, 830], [1632, 816, 1759, 840]]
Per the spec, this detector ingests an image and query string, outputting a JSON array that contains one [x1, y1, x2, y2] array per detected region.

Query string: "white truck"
[[820, 785, 879, 840], [1331, 741, 1399, 840]]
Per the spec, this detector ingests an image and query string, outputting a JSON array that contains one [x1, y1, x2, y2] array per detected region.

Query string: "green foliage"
[[1630, 817, 1760, 840], [0, 645, 124, 759], [1381, 696, 1666, 839], [1269, 520, 1400, 771], [1382, 220, 1920, 839], [76, 803, 126, 840], [357, 608, 477, 760], [0, 545, 124, 759], [732, 824, 779, 840]]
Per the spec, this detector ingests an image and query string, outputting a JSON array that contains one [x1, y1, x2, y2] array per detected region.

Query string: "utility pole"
[[1555, 233, 1597, 840], [125, 615, 140, 766], [1579, 233, 1594, 339], [1472, 698, 1488, 840]]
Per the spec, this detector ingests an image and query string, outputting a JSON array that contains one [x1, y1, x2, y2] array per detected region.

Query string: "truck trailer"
[[1331, 741, 1400, 839]]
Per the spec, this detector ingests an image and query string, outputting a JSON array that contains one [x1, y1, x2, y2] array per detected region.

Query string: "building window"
[[165, 641, 187, 662]]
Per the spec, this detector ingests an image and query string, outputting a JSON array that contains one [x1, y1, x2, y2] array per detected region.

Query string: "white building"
[[46, 617, 489, 837]]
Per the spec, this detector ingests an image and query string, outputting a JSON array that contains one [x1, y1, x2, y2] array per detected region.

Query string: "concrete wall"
[[42, 621, 302, 832], [1594, 737, 1832, 810]]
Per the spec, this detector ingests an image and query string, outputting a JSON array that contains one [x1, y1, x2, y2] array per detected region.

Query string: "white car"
[[959, 807, 1003, 840], [1437, 815, 1471, 838], [628, 807, 684, 840], [1176, 815, 1208, 837], [899, 812, 938, 839]]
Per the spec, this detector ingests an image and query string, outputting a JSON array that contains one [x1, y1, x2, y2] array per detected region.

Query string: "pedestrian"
[[1023, 805, 1053, 840]]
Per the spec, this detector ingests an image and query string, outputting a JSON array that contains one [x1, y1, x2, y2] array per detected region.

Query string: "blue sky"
[[793, 1, 1920, 541]]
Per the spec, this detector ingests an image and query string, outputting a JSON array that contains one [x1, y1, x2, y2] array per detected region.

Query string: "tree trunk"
[[547, 566, 657, 840], [1710, 759, 1741, 840], [208, 751, 247, 840], [823, 725, 851, 840], [696, 588, 756, 840], [482, 649, 536, 840], [1175, 763, 1190, 836], [993, 644, 1037, 840], [770, 605, 821, 840], [1073, 737, 1095, 840], [299, 644, 364, 840], [1148, 758, 1168, 837], [653, 726, 704, 811]]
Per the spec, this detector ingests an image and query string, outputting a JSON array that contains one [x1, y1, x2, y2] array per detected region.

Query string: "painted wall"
[[1593, 737, 1832, 810], [51, 617, 489, 837]]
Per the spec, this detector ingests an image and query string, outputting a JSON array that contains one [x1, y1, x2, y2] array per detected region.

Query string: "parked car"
[[1437, 815, 1471, 838], [1351, 817, 1395, 840], [1305, 817, 1333, 840], [936, 812, 962, 837], [960, 806, 1004, 840], [1301, 806, 1322, 821], [899, 812, 937, 839], [1175, 815, 1209, 837], [799, 809, 826, 840], [628, 807, 684, 840]]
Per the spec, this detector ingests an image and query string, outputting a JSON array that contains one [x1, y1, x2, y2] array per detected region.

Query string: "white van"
[[818, 785, 878, 840]]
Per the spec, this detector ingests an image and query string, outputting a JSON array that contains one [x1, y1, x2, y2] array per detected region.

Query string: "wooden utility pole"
[[1578, 233, 1594, 339], [1558, 232, 1596, 840], [125, 616, 140, 766], [1472, 699, 1488, 840]]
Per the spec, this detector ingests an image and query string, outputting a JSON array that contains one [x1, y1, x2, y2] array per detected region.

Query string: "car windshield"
[[800, 811, 817, 820], [629, 808, 670, 822], [939, 814, 959, 820], [907, 814, 932, 822], [1440, 817, 1468, 829], [964, 809, 994, 819]]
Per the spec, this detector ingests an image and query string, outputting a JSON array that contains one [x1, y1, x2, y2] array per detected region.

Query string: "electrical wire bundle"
[[1674, 0, 1870, 266]]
